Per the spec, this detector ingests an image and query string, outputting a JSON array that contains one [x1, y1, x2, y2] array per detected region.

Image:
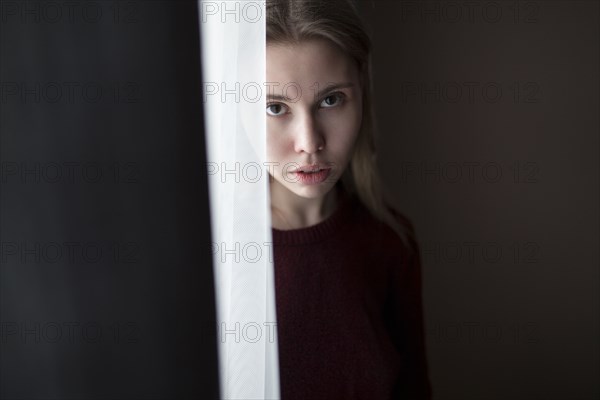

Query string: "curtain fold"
[[199, 2, 280, 399]]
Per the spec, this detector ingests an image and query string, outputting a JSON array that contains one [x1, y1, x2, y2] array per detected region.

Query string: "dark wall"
[[358, 1, 599, 399], [1, 1, 219, 398]]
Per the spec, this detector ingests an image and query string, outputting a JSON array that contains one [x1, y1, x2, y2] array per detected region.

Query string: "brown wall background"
[[358, 1, 599, 399]]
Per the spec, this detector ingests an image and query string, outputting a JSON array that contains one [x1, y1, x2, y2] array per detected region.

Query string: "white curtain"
[[198, 1, 280, 399]]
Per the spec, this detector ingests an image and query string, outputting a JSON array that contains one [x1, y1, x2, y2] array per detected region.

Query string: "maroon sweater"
[[272, 188, 432, 400]]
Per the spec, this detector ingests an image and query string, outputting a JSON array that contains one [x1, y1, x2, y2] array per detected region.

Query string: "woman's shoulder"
[[345, 192, 417, 250], [348, 195, 420, 266], [383, 201, 418, 244], [386, 204, 420, 263]]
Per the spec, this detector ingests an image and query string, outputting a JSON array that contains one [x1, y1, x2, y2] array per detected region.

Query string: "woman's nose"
[[293, 113, 325, 154]]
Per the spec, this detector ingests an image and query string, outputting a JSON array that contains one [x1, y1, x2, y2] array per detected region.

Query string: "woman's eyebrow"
[[314, 82, 355, 98], [266, 82, 355, 101]]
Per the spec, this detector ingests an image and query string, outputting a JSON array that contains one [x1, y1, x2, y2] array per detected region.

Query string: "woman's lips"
[[292, 168, 331, 185]]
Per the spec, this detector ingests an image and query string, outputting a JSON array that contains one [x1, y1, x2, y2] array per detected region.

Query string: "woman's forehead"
[[266, 40, 359, 90]]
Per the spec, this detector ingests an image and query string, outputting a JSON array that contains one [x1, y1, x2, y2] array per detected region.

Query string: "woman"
[[266, 1, 432, 399]]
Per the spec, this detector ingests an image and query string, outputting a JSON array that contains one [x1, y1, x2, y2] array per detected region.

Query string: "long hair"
[[267, 0, 414, 248]]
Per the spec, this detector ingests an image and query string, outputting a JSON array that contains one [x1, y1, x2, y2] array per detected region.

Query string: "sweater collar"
[[271, 187, 355, 245]]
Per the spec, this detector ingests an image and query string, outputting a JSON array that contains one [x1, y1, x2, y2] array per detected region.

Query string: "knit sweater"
[[272, 187, 432, 400]]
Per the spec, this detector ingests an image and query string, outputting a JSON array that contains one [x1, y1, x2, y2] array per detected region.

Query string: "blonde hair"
[[267, 0, 414, 248]]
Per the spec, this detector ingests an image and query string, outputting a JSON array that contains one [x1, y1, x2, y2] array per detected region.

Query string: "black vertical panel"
[[0, 1, 219, 398]]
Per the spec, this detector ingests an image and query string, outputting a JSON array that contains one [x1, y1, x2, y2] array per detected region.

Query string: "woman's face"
[[266, 39, 363, 202]]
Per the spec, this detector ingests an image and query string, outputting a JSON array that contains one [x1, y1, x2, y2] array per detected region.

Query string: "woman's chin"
[[288, 181, 337, 199]]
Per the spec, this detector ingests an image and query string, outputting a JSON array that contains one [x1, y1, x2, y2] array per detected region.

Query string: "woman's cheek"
[[267, 136, 291, 169], [334, 113, 361, 146]]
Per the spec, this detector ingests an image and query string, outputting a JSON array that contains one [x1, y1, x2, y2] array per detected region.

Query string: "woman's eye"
[[320, 92, 345, 108], [266, 103, 287, 116]]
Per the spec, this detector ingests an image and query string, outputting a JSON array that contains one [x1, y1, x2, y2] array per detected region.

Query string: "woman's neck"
[[270, 185, 340, 230]]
